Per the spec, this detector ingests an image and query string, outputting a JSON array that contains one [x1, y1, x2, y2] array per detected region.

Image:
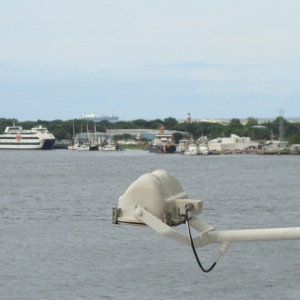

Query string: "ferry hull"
[[0, 139, 56, 150], [42, 139, 56, 150]]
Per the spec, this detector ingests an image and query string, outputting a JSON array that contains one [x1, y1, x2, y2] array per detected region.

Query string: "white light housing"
[[114, 169, 202, 225]]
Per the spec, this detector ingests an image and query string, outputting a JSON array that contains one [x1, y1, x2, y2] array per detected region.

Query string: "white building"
[[208, 134, 258, 152], [289, 144, 300, 154], [262, 140, 289, 153]]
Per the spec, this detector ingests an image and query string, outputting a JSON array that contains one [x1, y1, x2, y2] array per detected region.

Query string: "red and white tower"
[[186, 112, 191, 124]]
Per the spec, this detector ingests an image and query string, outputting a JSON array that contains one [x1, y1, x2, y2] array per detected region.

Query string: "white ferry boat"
[[0, 125, 56, 150]]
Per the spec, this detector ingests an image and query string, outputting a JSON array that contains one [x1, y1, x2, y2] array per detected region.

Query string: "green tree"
[[163, 117, 178, 129], [288, 131, 300, 144], [225, 119, 244, 136], [148, 119, 164, 130], [173, 132, 185, 144], [246, 117, 258, 127], [132, 119, 149, 128]]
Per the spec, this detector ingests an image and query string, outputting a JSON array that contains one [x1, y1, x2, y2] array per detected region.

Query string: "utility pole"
[[279, 109, 284, 141]]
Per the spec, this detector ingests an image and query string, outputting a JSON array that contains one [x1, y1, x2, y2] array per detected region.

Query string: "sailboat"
[[68, 122, 80, 150]]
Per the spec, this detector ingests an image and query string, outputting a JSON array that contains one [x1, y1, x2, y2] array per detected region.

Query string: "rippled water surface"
[[1, 150, 300, 299]]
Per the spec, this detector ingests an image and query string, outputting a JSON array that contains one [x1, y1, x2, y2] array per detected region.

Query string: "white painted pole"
[[207, 227, 300, 244]]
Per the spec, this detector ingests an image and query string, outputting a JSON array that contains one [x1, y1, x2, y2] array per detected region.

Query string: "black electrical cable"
[[185, 205, 217, 273]]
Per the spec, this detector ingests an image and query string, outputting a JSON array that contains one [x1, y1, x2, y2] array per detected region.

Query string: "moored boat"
[[199, 144, 210, 155], [176, 139, 189, 154], [149, 126, 176, 154], [98, 143, 117, 151], [76, 143, 90, 151], [184, 143, 199, 155], [0, 125, 56, 150]]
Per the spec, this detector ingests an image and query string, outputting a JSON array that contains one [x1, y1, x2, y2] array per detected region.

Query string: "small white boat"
[[68, 141, 80, 150], [184, 143, 200, 155], [98, 143, 117, 151], [77, 143, 90, 151], [199, 144, 209, 155], [176, 139, 189, 154]]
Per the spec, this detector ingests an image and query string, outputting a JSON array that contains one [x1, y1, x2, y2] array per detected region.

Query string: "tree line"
[[1, 116, 300, 144]]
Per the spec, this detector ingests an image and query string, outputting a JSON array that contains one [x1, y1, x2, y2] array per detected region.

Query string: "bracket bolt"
[[135, 208, 143, 217]]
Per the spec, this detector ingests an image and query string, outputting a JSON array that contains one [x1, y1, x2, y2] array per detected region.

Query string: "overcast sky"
[[1, 0, 300, 121]]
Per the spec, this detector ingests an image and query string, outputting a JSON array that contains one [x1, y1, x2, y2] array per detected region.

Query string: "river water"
[[0, 150, 300, 299]]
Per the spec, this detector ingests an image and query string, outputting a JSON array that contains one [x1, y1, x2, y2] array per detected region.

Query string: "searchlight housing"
[[113, 169, 202, 226]]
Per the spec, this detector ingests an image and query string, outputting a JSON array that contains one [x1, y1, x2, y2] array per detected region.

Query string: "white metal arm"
[[134, 206, 300, 248], [134, 206, 192, 246], [208, 227, 300, 243]]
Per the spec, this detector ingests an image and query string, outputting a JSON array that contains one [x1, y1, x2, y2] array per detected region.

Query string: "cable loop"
[[185, 208, 217, 273]]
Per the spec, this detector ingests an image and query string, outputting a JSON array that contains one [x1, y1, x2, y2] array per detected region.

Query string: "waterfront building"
[[208, 134, 258, 153]]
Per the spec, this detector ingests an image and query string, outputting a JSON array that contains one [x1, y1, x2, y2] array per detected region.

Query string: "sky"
[[1, 0, 300, 121]]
